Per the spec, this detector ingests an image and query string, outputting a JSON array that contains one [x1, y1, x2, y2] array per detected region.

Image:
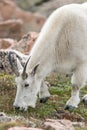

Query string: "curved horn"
[[22, 56, 31, 79]]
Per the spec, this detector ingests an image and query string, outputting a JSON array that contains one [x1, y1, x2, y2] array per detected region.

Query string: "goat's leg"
[[39, 81, 50, 103], [82, 94, 87, 104], [65, 64, 87, 111], [81, 79, 87, 104], [65, 84, 80, 110], [82, 78, 87, 104]]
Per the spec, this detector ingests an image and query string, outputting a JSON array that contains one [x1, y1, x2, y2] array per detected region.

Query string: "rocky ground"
[[0, 0, 87, 130], [0, 112, 76, 130]]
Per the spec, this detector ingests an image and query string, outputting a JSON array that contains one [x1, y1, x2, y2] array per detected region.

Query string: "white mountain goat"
[[12, 2, 87, 111]]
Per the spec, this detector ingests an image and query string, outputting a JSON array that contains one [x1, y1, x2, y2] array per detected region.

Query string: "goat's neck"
[[26, 38, 54, 79]]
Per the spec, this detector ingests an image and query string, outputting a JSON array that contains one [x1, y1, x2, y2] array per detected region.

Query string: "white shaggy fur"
[[14, 3, 87, 111]]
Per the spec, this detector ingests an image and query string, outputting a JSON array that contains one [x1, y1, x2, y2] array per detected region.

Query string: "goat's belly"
[[55, 61, 76, 74]]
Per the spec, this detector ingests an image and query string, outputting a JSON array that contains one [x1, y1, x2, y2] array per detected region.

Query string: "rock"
[[0, 19, 23, 40], [15, 0, 42, 11], [72, 122, 85, 128], [0, 38, 17, 49], [0, 0, 46, 33], [8, 127, 43, 130], [13, 32, 38, 54], [0, 14, 3, 22], [34, 0, 87, 17], [0, 49, 28, 74], [0, 0, 16, 20], [44, 119, 74, 130], [0, 31, 38, 74], [0, 112, 12, 123], [0, 31, 38, 53], [0, 112, 6, 117], [14, 8, 45, 33], [0, 113, 43, 130]]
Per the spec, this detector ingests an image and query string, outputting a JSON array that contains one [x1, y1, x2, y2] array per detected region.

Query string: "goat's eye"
[[25, 84, 29, 87]]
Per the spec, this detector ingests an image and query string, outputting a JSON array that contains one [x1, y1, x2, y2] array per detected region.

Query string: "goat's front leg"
[[65, 84, 80, 111], [65, 64, 87, 111], [39, 81, 50, 103]]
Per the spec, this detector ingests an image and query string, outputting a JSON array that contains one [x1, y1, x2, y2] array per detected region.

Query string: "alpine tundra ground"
[[0, 73, 87, 130]]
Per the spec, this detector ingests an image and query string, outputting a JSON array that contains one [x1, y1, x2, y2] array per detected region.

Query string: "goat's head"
[[9, 54, 41, 111]]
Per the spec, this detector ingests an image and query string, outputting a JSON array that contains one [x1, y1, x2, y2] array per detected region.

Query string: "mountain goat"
[[12, 2, 87, 111]]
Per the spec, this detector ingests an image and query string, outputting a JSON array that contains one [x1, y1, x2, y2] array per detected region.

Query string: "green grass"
[[0, 73, 87, 129]]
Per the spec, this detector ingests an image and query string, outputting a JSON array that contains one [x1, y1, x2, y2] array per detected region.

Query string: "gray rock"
[[0, 112, 12, 123], [44, 119, 74, 130], [8, 127, 43, 130], [0, 19, 23, 40], [0, 49, 28, 74]]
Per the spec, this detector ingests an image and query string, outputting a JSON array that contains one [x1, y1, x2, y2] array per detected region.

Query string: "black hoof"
[[14, 106, 25, 112], [64, 105, 75, 111], [40, 97, 49, 103], [82, 99, 87, 105], [14, 106, 20, 110]]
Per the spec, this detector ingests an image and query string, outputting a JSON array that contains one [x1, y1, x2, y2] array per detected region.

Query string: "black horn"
[[22, 56, 31, 79]]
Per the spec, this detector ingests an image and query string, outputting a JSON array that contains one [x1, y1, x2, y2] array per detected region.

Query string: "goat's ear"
[[31, 64, 39, 75], [17, 58, 23, 72]]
